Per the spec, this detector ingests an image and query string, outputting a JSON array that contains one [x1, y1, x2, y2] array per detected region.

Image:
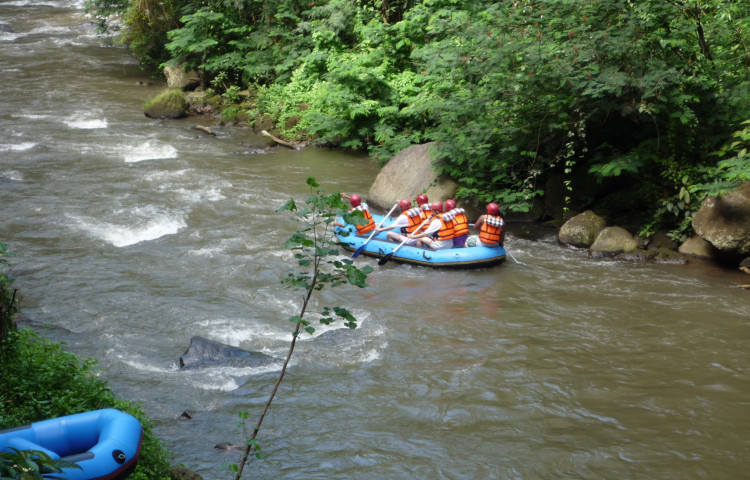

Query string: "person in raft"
[[473, 202, 506, 247], [416, 194, 431, 218], [334, 193, 376, 235], [444, 199, 469, 247], [375, 199, 427, 245], [410, 201, 455, 250]]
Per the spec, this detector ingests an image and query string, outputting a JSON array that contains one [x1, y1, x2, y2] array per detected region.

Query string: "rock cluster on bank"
[[558, 181, 750, 268], [557, 210, 690, 263]]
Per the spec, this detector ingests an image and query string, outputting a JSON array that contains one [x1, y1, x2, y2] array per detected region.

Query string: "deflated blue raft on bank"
[[0, 408, 143, 480], [335, 214, 506, 269]]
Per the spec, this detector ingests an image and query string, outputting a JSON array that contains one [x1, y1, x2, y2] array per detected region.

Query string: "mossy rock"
[[590, 226, 639, 258], [558, 210, 607, 248], [144, 89, 190, 119]]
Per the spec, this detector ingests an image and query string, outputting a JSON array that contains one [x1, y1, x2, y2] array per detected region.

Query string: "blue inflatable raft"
[[0, 409, 143, 480], [335, 214, 506, 268]]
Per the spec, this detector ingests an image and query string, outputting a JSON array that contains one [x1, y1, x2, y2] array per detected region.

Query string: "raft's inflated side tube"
[[0, 408, 143, 480], [336, 214, 506, 268]]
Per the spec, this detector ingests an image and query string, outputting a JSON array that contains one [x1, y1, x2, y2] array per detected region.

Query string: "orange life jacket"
[[448, 208, 469, 237], [420, 204, 431, 222], [352, 205, 375, 234], [479, 215, 504, 245], [401, 207, 427, 235], [429, 213, 456, 241]]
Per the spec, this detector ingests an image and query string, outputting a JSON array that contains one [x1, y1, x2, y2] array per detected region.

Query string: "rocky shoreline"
[[162, 68, 750, 283]]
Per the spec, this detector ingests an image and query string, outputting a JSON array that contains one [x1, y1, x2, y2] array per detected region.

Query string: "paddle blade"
[[352, 246, 365, 258], [378, 253, 393, 266]]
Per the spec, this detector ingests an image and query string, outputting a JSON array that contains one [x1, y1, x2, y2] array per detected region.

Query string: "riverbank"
[[0, 322, 174, 480]]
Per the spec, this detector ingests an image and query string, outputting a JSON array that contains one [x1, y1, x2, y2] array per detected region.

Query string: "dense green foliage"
[[87, 0, 750, 237], [0, 326, 173, 480]]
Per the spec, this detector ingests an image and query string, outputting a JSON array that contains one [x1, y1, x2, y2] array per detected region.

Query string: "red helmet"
[[430, 201, 443, 213], [416, 194, 428, 205], [399, 199, 412, 210], [350, 194, 361, 207], [487, 202, 499, 215], [445, 199, 456, 210]]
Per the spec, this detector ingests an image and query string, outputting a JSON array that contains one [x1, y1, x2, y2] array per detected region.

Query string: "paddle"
[[469, 222, 524, 264], [352, 202, 399, 258], [378, 216, 433, 266], [505, 248, 523, 265]]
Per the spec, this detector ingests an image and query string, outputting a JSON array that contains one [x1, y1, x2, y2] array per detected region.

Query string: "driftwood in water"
[[194, 125, 216, 136], [261, 129, 297, 149]]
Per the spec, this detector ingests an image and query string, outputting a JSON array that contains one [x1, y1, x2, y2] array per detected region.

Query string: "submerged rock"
[[179, 336, 280, 369]]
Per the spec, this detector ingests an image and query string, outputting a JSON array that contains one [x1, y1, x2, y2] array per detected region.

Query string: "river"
[[1, 1, 749, 479]]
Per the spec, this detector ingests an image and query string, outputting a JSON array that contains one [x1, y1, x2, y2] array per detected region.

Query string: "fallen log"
[[261, 129, 297, 149], [194, 125, 216, 136]]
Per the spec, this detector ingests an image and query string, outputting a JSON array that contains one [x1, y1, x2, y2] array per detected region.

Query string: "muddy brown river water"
[[1, 1, 749, 478]]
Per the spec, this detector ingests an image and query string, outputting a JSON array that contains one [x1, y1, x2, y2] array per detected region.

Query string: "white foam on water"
[[187, 246, 225, 257], [123, 139, 178, 163], [0, 33, 20, 43], [1, 0, 85, 8], [118, 358, 281, 392], [143, 169, 190, 182], [13, 113, 54, 121], [67, 209, 187, 247], [0, 142, 36, 152], [182, 364, 284, 392], [195, 318, 293, 347], [173, 187, 226, 203], [64, 111, 108, 129], [1, 170, 24, 181], [360, 348, 381, 363]]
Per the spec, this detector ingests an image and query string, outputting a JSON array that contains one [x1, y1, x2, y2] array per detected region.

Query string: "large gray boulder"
[[558, 210, 607, 248], [692, 182, 750, 257], [678, 236, 718, 259], [367, 142, 458, 210], [179, 336, 280, 369], [590, 226, 639, 258], [164, 65, 201, 91]]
